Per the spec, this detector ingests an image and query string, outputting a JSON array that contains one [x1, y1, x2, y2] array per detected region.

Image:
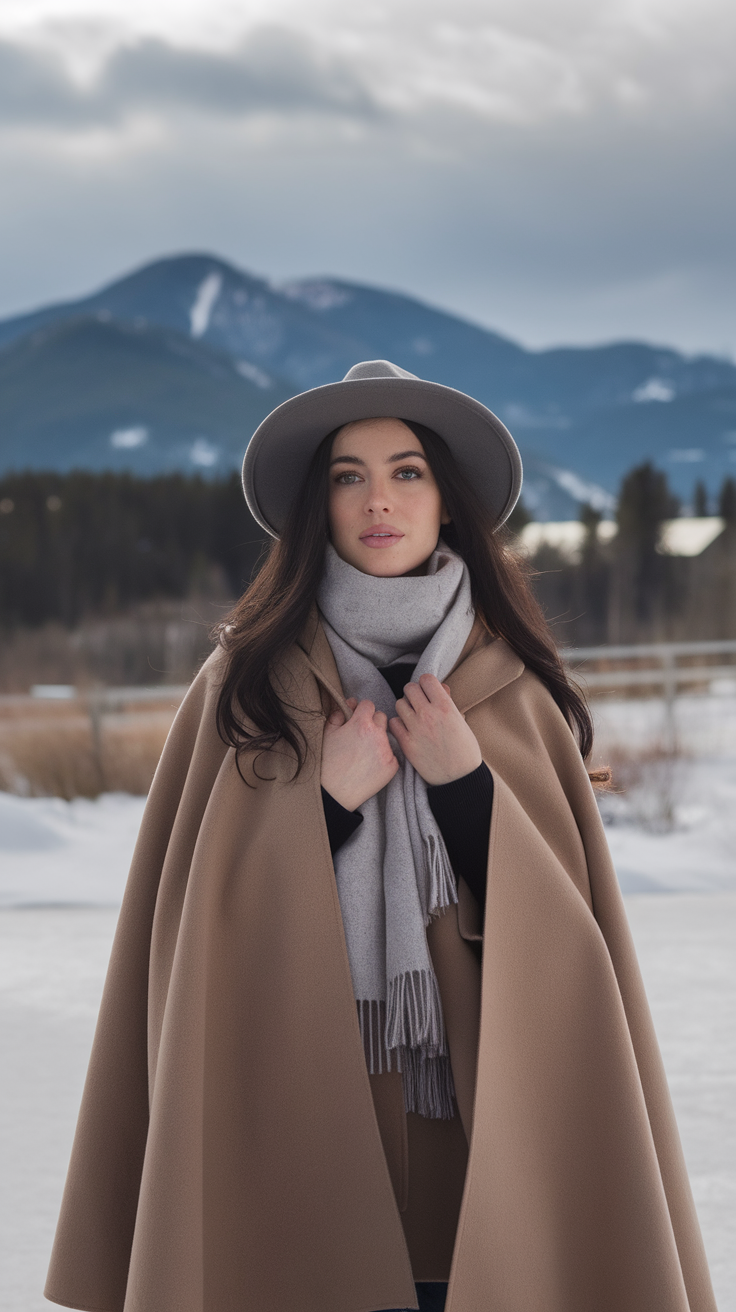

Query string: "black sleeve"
[[427, 763, 493, 910], [321, 787, 364, 857]]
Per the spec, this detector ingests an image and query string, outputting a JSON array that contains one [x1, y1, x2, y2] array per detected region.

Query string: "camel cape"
[[45, 615, 716, 1312]]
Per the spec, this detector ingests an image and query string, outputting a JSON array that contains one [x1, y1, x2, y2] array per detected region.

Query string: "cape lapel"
[[445, 627, 524, 714], [296, 605, 351, 716], [298, 607, 524, 718]]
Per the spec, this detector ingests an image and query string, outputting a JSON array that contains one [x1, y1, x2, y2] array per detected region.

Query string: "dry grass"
[[0, 710, 174, 799], [0, 682, 690, 824], [0, 600, 222, 693]]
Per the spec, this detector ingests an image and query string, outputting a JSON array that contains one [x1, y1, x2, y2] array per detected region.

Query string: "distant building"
[[518, 518, 725, 564]]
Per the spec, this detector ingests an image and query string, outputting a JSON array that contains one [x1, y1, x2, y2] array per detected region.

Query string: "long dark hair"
[[215, 420, 597, 775]]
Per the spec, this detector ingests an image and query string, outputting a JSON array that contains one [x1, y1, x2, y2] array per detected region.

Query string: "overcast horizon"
[[0, 0, 734, 358]]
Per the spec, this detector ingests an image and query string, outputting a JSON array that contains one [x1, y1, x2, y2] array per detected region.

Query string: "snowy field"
[[0, 693, 735, 1309], [594, 693, 736, 895]]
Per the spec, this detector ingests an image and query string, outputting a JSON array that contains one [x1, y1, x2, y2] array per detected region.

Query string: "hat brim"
[[242, 376, 522, 537]]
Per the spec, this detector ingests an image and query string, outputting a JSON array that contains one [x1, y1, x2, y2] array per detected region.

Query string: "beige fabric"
[[45, 613, 717, 1312]]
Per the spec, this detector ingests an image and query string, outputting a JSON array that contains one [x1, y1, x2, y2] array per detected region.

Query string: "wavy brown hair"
[[215, 420, 597, 776]]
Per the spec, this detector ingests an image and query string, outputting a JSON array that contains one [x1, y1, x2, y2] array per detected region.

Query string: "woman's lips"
[[359, 525, 404, 549]]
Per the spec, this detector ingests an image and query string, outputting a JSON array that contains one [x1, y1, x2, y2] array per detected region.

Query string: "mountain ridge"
[[1, 252, 735, 518]]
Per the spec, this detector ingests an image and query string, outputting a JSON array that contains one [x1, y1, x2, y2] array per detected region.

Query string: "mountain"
[[1, 252, 735, 516], [0, 313, 291, 476]]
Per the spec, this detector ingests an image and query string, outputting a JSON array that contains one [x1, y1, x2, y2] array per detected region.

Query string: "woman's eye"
[[335, 472, 361, 485], [395, 467, 421, 480]]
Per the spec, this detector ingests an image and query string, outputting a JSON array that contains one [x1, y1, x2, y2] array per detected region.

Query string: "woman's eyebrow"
[[329, 449, 427, 468]]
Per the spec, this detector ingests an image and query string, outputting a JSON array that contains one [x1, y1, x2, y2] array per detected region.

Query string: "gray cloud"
[[0, 28, 376, 126], [0, 3, 733, 356], [106, 29, 377, 118], [0, 41, 89, 125]]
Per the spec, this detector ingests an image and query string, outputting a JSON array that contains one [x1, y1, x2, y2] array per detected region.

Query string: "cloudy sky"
[[0, 0, 734, 354]]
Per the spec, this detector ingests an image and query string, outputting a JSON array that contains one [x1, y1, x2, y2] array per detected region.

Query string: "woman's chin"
[[345, 549, 431, 578]]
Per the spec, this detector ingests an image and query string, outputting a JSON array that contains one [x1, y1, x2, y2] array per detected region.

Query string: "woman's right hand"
[[321, 697, 399, 812]]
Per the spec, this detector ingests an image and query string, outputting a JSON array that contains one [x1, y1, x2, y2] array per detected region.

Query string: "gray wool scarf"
[[317, 541, 475, 1118]]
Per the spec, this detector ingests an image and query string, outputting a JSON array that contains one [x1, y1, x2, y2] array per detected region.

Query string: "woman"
[[46, 361, 715, 1312]]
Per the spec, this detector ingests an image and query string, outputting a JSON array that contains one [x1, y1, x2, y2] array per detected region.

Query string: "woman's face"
[[328, 417, 449, 577]]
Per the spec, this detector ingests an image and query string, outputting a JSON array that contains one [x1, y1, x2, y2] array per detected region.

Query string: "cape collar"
[[296, 605, 524, 717]]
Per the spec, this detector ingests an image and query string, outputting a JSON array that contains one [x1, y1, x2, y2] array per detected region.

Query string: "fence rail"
[[560, 638, 736, 750], [0, 684, 189, 711], [3, 644, 736, 765], [567, 663, 736, 690], [560, 638, 736, 663]]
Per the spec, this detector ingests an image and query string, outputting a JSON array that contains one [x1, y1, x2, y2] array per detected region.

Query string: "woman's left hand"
[[388, 673, 483, 786]]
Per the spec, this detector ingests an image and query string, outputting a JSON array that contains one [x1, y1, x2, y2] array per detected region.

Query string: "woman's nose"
[[365, 481, 393, 514]]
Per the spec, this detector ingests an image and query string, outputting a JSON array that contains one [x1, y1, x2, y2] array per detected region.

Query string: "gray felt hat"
[[242, 359, 523, 537]]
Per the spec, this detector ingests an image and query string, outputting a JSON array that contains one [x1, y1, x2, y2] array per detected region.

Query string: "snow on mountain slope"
[[189, 271, 223, 338]]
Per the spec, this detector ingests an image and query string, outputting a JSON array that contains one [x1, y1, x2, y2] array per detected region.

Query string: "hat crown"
[[342, 359, 419, 383]]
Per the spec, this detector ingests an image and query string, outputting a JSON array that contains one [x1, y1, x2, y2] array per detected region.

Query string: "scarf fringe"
[[357, 1000, 398, 1076], [385, 968, 447, 1052], [399, 1046, 456, 1120], [356, 995, 456, 1120], [424, 831, 458, 921]]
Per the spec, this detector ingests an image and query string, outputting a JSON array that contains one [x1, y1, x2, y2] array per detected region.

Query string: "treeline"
[[3, 465, 736, 645], [0, 471, 268, 628], [531, 465, 736, 646]]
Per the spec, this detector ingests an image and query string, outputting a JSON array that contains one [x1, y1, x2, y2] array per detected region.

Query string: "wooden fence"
[[560, 639, 736, 751]]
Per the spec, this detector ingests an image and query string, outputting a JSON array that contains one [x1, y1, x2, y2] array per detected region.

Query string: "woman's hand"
[[389, 674, 482, 786], [321, 697, 399, 812]]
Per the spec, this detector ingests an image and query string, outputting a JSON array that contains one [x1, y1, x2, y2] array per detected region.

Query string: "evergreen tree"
[[718, 476, 736, 523], [613, 462, 679, 632], [0, 471, 268, 628], [693, 480, 709, 517], [616, 462, 680, 544], [579, 502, 602, 545], [575, 503, 610, 641]]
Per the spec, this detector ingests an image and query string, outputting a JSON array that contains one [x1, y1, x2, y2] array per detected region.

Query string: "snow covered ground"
[[0, 792, 146, 908], [593, 693, 736, 897], [1, 693, 735, 1308]]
